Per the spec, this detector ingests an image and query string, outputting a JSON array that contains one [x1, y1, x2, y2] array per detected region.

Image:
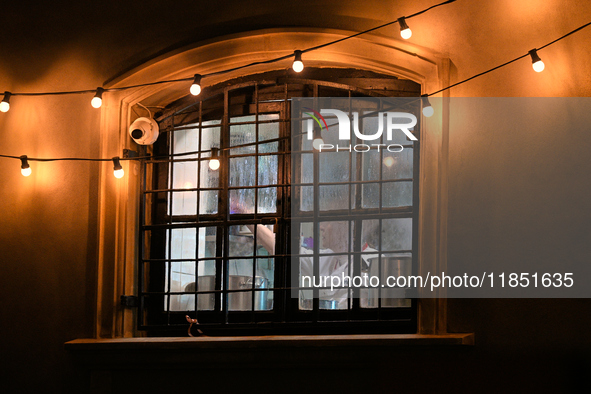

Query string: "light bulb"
[[20, 155, 31, 176], [532, 60, 545, 73], [292, 50, 304, 73], [383, 156, 395, 167], [400, 28, 412, 39], [529, 49, 545, 73], [190, 74, 202, 96], [312, 137, 324, 150], [112, 157, 124, 178], [1, 92, 12, 113], [398, 17, 412, 40], [209, 158, 220, 170], [91, 97, 102, 108], [421, 94, 434, 117], [92, 88, 104, 108]]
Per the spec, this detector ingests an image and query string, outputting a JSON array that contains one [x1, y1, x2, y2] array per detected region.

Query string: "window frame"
[[137, 71, 422, 335]]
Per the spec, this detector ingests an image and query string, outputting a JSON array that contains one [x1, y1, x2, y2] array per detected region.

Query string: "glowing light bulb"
[[209, 147, 220, 170], [312, 137, 324, 150], [112, 157, 124, 178], [190, 74, 202, 96], [92, 88, 104, 108], [529, 49, 545, 73], [400, 28, 412, 39], [532, 60, 545, 72], [209, 158, 220, 170], [292, 50, 304, 73], [20, 155, 31, 176], [1, 92, 12, 113], [383, 156, 395, 167], [421, 95, 434, 117], [398, 17, 412, 40]]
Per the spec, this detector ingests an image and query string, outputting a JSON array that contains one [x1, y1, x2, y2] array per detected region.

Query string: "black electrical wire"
[[3, 0, 456, 97], [425, 19, 591, 97]]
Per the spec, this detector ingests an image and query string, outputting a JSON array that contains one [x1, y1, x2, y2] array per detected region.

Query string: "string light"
[[421, 94, 434, 117], [190, 74, 202, 96], [209, 147, 220, 170], [529, 49, 545, 72], [398, 17, 412, 39], [20, 155, 31, 177], [112, 157, 124, 178], [1, 92, 11, 113], [292, 50, 304, 73], [91, 88, 104, 108]]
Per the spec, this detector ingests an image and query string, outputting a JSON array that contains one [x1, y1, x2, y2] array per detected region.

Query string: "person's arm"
[[231, 199, 275, 254], [245, 223, 275, 255]]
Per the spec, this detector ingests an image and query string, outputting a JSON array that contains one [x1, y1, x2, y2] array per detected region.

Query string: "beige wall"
[[1, 0, 590, 391]]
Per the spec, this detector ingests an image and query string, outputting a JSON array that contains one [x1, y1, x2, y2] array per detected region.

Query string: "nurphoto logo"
[[304, 107, 417, 152]]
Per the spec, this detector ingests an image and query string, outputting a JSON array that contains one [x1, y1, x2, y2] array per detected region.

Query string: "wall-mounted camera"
[[129, 117, 159, 145]]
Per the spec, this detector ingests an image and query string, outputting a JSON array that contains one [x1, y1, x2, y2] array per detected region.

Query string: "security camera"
[[129, 117, 159, 145]]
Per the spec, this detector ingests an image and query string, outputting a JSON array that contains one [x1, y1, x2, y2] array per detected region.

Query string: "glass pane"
[[229, 189, 255, 214], [381, 218, 412, 251], [199, 190, 218, 214], [382, 148, 413, 180], [259, 141, 278, 153], [300, 153, 313, 183], [168, 228, 196, 260], [201, 120, 221, 152], [228, 259, 254, 311], [299, 186, 314, 212], [198, 227, 216, 259], [258, 155, 278, 186], [230, 116, 255, 154], [382, 181, 413, 208], [361, 149, 380, 182], [257, 187, 277, 214], [173, 127, 199, 154], [230, 156, 255, 187], [319, 151, 349, 183], [229, 225, 254, 257], [170, 137, 198, 215], [258, 114, 279, 141], [256, 258, 274, 310], [361, 183, 379, 208], [319, 185, 349, 210]]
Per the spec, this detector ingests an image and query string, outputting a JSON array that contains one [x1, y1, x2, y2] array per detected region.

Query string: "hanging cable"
[[0, 0, 456, 103]]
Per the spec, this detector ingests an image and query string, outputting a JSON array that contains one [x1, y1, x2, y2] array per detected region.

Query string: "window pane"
[[382, 181, 413, 208], [258, 155, 278, 185], [230, 156, 255, 187], [258, 114, 279, 141], [381, 218, 412, 251], [382, 148, 413, 180], [168, 228, 196, 260], [257, 187, 277, 214], [229, 225, 254, 257], [229, 189, 255, 214]]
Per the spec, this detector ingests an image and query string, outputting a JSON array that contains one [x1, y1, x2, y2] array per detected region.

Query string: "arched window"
[[139, 68, 422, 335]]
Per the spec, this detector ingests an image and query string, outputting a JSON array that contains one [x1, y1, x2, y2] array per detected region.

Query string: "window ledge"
[[65, 333, 473, 351]]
